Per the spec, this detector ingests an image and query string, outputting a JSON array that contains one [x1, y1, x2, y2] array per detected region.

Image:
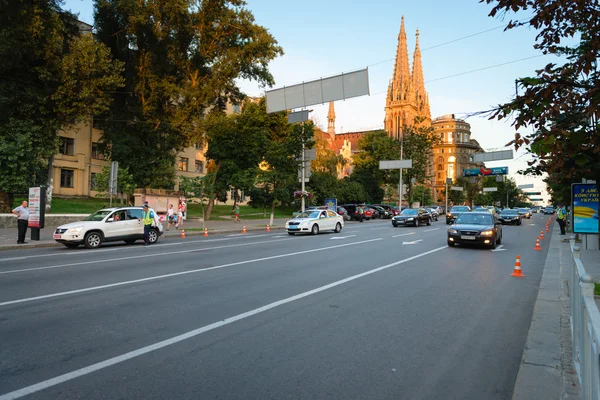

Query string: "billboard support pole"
[[399, 136, 404, 208], [301, 123, 305, 213]]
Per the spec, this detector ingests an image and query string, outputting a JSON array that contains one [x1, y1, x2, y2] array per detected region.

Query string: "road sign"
[[287, 110, 310, 124], [496, 175, 504, 182], [463, 166, 508, 177], [379, 160, 413, 169], [483, 187, 498, 192], [524, 192, 541, 196], [473, 150, 513, 163], [518, 183, 534, 189], [451, 186, 464, 191], [446, 178, 452, 185]]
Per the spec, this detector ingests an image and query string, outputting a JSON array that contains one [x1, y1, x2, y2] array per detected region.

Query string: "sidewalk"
[[0, 217, 291, 251], [511, 221, 581, 400]]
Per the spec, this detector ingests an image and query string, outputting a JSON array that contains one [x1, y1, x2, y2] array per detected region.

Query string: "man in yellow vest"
[[142, 204, 155, 246], [556, 203, 567, 235]]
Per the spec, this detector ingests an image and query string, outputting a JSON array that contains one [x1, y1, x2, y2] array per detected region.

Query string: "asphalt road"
[[0, 213, 554, 400]]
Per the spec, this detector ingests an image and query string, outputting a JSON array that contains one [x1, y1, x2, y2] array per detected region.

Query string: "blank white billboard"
[[265, 68, 370, 113], [379, 160, 413, 169], [473, 150, 513, 163]]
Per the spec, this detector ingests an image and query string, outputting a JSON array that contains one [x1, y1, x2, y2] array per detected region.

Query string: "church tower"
[[384, 17, 431, 140], [327, 101, 336, 136]]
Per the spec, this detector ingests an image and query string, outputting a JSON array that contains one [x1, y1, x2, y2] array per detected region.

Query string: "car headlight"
[[67, 226, 84, 233], [480, 230, 493, 236], [407, 218, 414, 220], [449, 229, 458, 234]]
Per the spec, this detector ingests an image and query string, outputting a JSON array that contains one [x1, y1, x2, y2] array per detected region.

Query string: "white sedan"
[[285, 209, 344, 235]]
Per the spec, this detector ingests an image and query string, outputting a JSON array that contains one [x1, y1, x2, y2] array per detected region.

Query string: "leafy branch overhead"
[[481, 0, 600, 181]]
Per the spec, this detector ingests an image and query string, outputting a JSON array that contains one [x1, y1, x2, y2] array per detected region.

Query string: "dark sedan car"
[[499, 209, 522, 225], [447, 212, 503, 249], [370, 205, 392, 219], [372, 204, 400, 217], [446, 205, 470, 224], [392, 208, 431, 227]]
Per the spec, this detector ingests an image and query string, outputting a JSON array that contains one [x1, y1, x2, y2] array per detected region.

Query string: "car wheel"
[[148, 228, 159, 244], [311, 224, 319, 235], [63, 243, 79, 249], [518, 221, 522, 226], [288, 232, 295, 236], [334, 222, 342, 233], [392, 222, 398, 227], [427, 218, 431, 226], [84, 231, 103, 249], [124, 239, 137, 245], [447, 241, 455, 247]]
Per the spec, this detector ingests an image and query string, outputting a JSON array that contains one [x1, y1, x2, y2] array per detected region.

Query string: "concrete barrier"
[[0, 214, 89, 228]]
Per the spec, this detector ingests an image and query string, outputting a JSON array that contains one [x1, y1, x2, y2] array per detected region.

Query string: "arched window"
[[447, 156, 456, 179]]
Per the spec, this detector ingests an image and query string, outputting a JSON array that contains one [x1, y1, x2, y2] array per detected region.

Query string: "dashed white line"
[[0, 244, 446, 400], [0, 238, 383, 307], [392, 232, 416, 238], [423, 228, 440, 232]]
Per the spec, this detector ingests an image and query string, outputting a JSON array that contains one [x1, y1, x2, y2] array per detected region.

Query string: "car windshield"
[[401, 209, 418, 215], [296, 211, 321, 219], [451, 206, 469, 212], [455, 213, 493, 225], [518, 208, 529, 212], [501, 209, 518, 215], [84, 210, 112, 221]]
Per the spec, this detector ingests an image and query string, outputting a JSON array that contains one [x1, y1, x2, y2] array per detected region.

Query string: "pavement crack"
[[522, 360, 559, 369]]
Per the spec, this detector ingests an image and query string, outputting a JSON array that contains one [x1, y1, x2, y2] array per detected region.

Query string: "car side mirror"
[[107, 218, 114, 222]]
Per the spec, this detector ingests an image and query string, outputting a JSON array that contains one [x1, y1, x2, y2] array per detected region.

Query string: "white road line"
[[0, 238, 382, 307], [330, 235, 356, 240], [392, 232, 415, 238], [0, 234, 280, 264], [0, 244, 446, 400], [0, 238, 291, 275], [491, 245, 506, 252], [423, 228, 440, 232], [370, 227, 390, 230]]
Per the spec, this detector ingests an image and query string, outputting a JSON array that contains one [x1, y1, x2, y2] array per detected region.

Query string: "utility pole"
[[301, 122, 306, 213], [398, 134, 404, 208]]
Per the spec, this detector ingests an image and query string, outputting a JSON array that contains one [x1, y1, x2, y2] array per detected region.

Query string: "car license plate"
[[461, 235, 476, 240], [289, 226, 298, 230], [53, 234, 61, 239], [398, 221, 405, 224]]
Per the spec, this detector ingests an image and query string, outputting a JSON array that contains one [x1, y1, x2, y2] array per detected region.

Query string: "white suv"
[[53, 207, 164, 249]]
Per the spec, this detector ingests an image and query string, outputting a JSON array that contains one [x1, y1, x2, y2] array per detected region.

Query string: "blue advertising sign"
[[325, 198, 337, 211], [571, 183, 598, 234], [462, 166, 509, 177]]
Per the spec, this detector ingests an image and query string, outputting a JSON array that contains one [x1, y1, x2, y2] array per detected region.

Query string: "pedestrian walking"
[[177, 202, 184, 229], [358, 206, 364, 222], [557, 203, 567, 235], [166, 204, 175, 231], [233, 204, 240, 223], [12, 200, 30, 244], [141, 204, 155, 246]]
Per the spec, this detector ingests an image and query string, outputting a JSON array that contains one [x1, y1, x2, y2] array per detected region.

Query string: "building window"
[[230, 189, 236, 201], [194, 160, 204, 174], [90, 173, 97, 190], [441, 149, 444, 154], [91, 142, 105, 160], [177, 157, 188, 171], [195, 142, 202, 150], [59, 137, 74, 155], [60, 169, 74, 188], [448, 132, 453, 144], [437, 172, 441, 178], [240, 190, 246, 202], [438, 164, 443, 170]]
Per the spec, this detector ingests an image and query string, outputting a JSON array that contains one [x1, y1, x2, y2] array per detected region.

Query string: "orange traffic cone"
[[545, 224, 549, 232], [540, 231, 545, 240], [242, 226, 247, 234], [204, 228, 208, 237], [534, 237, 542, 251], [181, 229, 186, 239], [266, 225, 270, 232], [511, 255, 526, 277]]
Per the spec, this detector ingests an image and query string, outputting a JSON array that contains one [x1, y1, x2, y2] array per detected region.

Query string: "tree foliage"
[[0, 0, 124, 211], [401, 122, 440, 203], [94, 0, 283, 189], [481, 0, 600, 184], [93, 165, 136, 202]]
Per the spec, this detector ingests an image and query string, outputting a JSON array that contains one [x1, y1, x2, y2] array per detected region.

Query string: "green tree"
[[336, 178, 368, 204], [94, 0, 283, 190], [307, 171, 339, 205], [353, 130, 402, 185], [93, 165, 136, 204], [0, 2, 124, 211], [401, 121, 440, 205], [412, 185, 433, 206]]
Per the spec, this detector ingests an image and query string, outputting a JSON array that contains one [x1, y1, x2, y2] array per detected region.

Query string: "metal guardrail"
[[569, 239, 600, 400]]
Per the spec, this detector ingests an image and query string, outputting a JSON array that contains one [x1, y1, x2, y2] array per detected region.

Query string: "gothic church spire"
[[411, 28, 430, 120], [327, 101, 336, 135]]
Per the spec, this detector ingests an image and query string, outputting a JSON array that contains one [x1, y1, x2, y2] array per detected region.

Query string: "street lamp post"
[[398, 135, 404, 208]]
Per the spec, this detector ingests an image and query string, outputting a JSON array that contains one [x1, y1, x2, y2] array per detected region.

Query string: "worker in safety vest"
[[556, 203, 567, 235], [142, 204, 155, 246]]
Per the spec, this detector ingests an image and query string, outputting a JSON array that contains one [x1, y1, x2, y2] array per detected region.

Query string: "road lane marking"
[[0, 238, 293, 275], [491, 245, 506, 252], [0, 234, 282, 264], [0, 238, 383, 307], [392, 232, 415, 238], [0, 243, 446, 400], [330, 235, 356, 240], [423, 228, 440, 232], [370, 227, 390, 230], [402, 239, 423, 245]]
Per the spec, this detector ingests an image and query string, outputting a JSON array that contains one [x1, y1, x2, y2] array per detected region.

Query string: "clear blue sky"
[[64, 0, 556, 201]]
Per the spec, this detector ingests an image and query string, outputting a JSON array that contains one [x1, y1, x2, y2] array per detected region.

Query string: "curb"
[[511, 224, 580, 400], [0, 225, 287, 252]]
